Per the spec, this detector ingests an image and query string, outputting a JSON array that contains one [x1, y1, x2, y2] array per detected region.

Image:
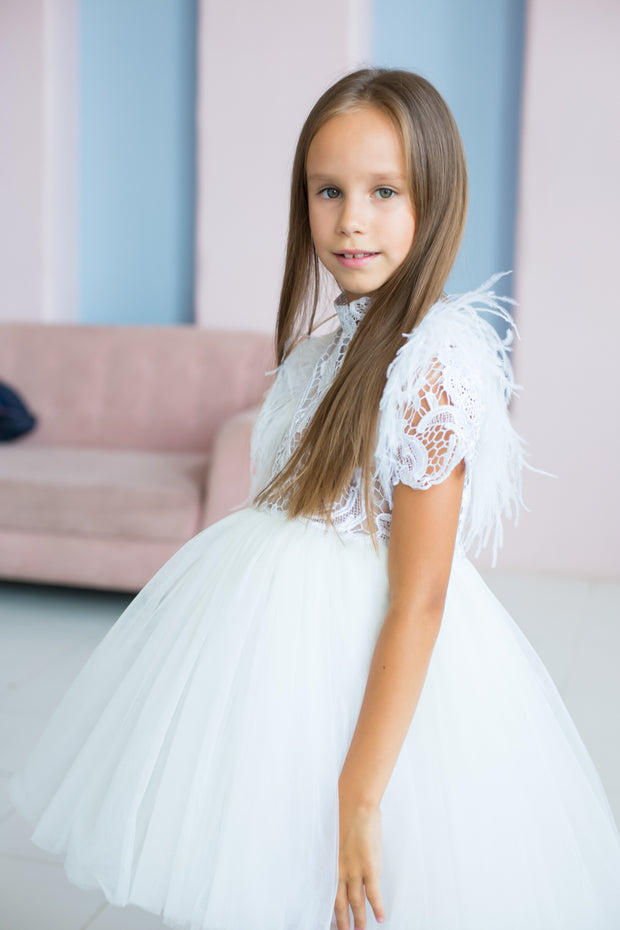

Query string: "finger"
[[334, 882, 351, 930], [364, 876, 386, 923], [347, 880, 367, 930]]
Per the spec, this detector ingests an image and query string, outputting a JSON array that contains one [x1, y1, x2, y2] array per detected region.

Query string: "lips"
[[334, 251, 379, 269]]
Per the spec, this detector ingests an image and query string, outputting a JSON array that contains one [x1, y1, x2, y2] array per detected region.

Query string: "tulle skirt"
[[8, 507, 620, 929]]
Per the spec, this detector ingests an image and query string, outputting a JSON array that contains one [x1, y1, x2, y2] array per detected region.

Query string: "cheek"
[[307, 203, 324, 248], [392, 217, 415, 260], [383, 204, 415, 258]]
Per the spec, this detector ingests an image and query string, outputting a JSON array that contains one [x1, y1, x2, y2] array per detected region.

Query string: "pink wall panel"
[[195, 0, 372, 333], [0, 0, 78, 324], [0, 0, 45, 321], [490, 0, 620, 579]]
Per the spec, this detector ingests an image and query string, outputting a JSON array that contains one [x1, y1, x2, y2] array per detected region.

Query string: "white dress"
[[9, 276, 620, 930]]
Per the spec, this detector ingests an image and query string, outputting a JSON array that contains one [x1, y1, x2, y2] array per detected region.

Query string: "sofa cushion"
[[0, 324, 274, 452], [0, 446, 209, 542]]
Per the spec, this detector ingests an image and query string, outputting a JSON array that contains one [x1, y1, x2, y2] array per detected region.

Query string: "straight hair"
[[255, 68, 468, 538]]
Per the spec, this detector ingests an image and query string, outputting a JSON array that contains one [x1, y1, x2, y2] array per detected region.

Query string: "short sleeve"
[[383, 351, 481, 492]]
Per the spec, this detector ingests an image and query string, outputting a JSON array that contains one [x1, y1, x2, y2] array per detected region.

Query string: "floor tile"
[[86, 902, 168, 929], [0, 631, 73, 699], [0, 709, 47, 773], [0, 856, 106, 930], [0, 775, 13, 821], [0, 637, 105, 715], [0, 582, 128, 704], [0, 809, 65, 865]]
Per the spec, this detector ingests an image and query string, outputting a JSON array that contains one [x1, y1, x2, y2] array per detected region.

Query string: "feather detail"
[[376, 272, 527, 566]]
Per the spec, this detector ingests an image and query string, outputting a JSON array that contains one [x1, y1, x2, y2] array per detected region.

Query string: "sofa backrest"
[[0, 323, 275, 452]]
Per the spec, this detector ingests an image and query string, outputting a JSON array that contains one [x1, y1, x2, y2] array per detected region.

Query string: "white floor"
[[0, 571, 619, 930]]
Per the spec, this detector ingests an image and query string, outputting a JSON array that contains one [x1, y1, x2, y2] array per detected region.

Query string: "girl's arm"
[[339, 462, 464, 804], [334, 461, 465, 930]]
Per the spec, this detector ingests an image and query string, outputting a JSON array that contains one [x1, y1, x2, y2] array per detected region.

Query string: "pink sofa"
[[0, 323, 274, 591]]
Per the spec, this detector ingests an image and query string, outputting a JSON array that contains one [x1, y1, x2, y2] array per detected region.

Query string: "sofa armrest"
[[200, 405, 260, 530]]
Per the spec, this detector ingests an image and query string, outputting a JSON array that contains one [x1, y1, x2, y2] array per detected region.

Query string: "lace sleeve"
[[382, 352, 480, 491], [376, 274, 527, 563]]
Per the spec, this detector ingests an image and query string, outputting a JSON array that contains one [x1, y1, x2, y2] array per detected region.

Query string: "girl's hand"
[[334, 795, 386, 930]]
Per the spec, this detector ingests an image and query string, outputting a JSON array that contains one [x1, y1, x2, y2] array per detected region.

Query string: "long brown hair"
[[255, 68, 468, 537]]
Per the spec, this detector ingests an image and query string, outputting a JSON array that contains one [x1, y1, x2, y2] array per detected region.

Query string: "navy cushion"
[[0, 381, 37, 441]]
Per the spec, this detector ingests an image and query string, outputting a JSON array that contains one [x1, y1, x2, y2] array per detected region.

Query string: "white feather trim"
[[376, 272, 526, 566]]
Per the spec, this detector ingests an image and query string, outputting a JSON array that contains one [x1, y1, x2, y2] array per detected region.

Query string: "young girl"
[[9, 69, 620, 930]]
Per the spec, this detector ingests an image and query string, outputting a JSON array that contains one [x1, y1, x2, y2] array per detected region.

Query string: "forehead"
[[306, 107, 407, 178]]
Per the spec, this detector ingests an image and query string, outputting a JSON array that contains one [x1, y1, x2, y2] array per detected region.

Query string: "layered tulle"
[[9, 507, 620, 929]]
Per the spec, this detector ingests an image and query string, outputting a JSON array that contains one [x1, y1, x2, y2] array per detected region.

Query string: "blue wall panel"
[[79, 0, 197, 324], [373, 0, 525, 296]]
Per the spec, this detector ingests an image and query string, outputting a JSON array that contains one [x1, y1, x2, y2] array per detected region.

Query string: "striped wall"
[[1, 1, 618, 579], [0, 0, 523, 327]]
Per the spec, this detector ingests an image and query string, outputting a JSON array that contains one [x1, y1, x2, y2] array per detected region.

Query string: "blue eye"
[[318, 187, 340, 199], [376, 187, 396, 199]]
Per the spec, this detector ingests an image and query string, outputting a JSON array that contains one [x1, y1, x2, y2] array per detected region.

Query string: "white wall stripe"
[[43, 0, 79, 323], [195, 0, 373, 332], [500, 0, 620, 578]]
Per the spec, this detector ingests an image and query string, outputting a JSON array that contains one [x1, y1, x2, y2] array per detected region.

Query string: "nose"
[[336, 195, 367, 236]]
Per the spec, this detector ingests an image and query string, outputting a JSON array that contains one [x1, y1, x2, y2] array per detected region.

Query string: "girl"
[[9, 69, 620, 930]]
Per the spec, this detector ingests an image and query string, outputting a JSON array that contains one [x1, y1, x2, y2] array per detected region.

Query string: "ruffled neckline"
[[333, 293, 372, 337]]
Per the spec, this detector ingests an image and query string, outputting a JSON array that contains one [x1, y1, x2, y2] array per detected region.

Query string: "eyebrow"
[[307, 173, 408, 182]]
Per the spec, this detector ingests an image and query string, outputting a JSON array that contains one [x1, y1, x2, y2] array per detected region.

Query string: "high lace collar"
[[334, 293, 372, 337]]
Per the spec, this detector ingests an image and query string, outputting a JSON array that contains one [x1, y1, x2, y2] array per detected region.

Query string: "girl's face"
[[306, 106, 415, 302]]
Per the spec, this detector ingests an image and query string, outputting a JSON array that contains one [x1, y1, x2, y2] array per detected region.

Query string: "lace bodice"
[[250, 273, 524, 564]]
